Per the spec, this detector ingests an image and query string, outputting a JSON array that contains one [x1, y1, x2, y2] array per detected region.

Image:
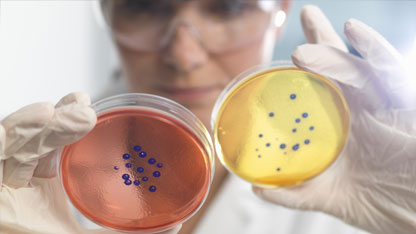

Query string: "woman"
[[1, 1, 415, 234]]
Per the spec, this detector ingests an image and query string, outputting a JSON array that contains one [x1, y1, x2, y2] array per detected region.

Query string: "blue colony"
[[113, 166, 119, 170], [305, 139, 310, 145], [139, 151, 147, 158], [269, 112, 274, 117], [153, 171, 161, 177], [266, 143, 271, 147], [290, 94, 296, 99], [280, 144, 286, 149], [133, 145, 142, 152], [134, 180, 140, 186], [302, 112, 309, 118], [142, 176, 149, 182], [156, 163, 163, 168], [125, 163, 132, 168], [124, 179, 132, 185], [310, 126, 315, 131], [122, 153, 130, 160], [295, 118, 301, 123], [148, 158, 156, 164], [292, 128, 297, 133], [122, 174, 129, 180], [259, 134, 263, 138], [292, 144, 300, 151], [149, 186, 157, 192], [137, 167, 144, 173]]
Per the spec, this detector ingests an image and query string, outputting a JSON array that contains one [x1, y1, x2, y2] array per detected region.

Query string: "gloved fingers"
[[10, 97, 96, 163], [373, 108, 416, 136], [252, 182, 326, 212], [343, 19, 416, 108], [33, 93, 95, 178], [252, 165, 343, 213], [300, 5, 348, 52], [55, 92, 91, 108], [292, 44, 389, 110], [2, 157, 38, 188], [33, 149, 59, 178], [292, 44, 370, 89], [344, 19, 403, 69], [1, 102, 55, 160]]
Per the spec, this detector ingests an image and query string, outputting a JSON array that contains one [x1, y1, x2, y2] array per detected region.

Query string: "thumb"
[[252, 184, 320, 211], [252, 166, 341, 212]]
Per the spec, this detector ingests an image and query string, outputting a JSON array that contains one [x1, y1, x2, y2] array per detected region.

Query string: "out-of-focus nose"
[[162, 25, 208, 72]]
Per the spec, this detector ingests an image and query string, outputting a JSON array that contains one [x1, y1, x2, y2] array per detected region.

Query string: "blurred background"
[[1, 0, 416, 231], [1, 0, 416, 117]]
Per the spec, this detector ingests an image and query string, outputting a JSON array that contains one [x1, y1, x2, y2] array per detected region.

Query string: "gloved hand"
[[0, 92, 181, 234], [254, 5, 416, 234]]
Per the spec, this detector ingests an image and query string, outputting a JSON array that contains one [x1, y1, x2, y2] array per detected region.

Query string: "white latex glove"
[[254, 5, 416, 234], [0, 92, 181, 234]]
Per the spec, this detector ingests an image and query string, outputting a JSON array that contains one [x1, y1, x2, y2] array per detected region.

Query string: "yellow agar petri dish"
[[212, 64, 350, 187]]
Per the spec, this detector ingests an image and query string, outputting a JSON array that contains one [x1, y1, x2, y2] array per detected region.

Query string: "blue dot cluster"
[[254, 93, 316, 168], [112, 144, 162, 192]]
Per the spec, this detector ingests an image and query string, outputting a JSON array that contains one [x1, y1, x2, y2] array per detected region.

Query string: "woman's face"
[[103, 0, 287, 126]]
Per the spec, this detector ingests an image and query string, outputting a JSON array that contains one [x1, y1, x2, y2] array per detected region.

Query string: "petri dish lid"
[[59, 93, 214, 233], [212, 63, 350, 187]]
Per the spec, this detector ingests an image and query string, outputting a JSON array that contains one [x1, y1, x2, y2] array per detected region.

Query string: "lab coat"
[[194, 175, 368, 234], [73, 76, 369, 234]]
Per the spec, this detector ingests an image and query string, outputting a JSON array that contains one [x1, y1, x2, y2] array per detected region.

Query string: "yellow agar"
[[213, 67, 350, 187]]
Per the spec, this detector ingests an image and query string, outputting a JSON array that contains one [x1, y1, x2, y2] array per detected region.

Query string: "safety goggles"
[[100, 0, 285, 54]]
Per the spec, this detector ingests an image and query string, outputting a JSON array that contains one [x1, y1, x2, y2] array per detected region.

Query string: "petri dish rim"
[[58, 93, 215, 233], [211, 61, 351, 188]]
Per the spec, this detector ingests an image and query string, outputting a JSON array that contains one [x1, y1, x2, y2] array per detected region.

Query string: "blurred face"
[[101, 0, 288, 126]]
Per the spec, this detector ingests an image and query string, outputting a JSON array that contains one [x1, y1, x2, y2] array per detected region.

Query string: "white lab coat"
[[194, 175, 368, 234], [73, 76, 369, 234]]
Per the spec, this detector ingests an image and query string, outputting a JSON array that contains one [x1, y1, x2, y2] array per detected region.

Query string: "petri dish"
[[212, 62, 350, 187], [59, 93, 214, 233]]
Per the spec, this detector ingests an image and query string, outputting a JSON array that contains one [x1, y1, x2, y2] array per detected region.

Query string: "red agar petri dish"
[[59, 94, 214, 233]]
